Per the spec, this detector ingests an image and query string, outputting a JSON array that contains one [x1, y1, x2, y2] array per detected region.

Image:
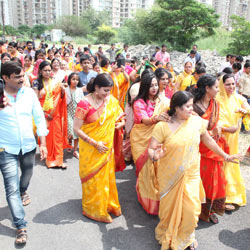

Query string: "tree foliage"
[[55, 8, 110, 37], [119, 0, 220, 51], [31, 24, 48, 37], [56, 15, 90, 36], [81, 8, 110, 30], [18, 25, 31, 35], [95, 25, 116, 44], [227, 15, 250, 56], [4, 25, 18, 35]]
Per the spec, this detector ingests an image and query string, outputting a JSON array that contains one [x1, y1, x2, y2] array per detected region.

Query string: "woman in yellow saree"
[[148, 91, 241, 250], [73, 73, 125, 223], [110, 63, 130, 110], [217, 74, 250, 208], [130, 72, 169, 215]]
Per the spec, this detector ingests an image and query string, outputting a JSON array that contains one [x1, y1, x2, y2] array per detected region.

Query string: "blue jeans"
[[19, 148, 36, 195], [0, 150, 27, 229]]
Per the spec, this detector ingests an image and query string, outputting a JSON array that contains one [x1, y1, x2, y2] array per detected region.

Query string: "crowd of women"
[[1, 39, 250, 250]]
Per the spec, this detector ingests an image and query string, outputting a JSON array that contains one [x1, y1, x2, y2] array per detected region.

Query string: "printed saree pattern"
[[130, 98, 169, 215], [75, 95, 123, 223], [152, 116, 206, 250]]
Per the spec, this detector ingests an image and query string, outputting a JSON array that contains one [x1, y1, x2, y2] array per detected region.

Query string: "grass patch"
[[196, 28, 231, 56]]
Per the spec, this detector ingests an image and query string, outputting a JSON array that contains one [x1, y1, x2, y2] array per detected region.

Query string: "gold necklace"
[[91, 94, 108, 125]]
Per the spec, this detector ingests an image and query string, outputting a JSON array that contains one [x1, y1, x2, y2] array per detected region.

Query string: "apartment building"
[[199, 0, 250, 26]]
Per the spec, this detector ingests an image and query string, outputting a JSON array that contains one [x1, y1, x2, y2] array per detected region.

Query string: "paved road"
[[1, 150, 250, 250]]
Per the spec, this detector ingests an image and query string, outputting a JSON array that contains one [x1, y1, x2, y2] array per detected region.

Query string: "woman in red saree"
[[193, 74, 228, 224], [33, 60, 69, 168]]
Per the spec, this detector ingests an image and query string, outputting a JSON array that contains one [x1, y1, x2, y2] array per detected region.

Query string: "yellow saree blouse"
[[216, 79, 247, 206], [152, 116, 207, 250], [75, 95, 123, 223]]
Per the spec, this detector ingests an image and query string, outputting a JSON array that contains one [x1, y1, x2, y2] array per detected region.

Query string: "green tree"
[[227, 15, 250, 56], [81, 8, 110, 30], [5, 25, 18, 36], [95, 25, 116, 44], [31, 24, 47, 37], [55, 15, 90, 36], [119, 0, 220, 51], [18, 25, 31, 36]]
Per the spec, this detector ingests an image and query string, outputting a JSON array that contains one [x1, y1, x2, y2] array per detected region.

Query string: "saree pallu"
[[79, 96, 123, 223], [197, 99, 228, 221], [111, 72, 129, 110], [153, 116, 206, 250], [130, 99, 169, 215], [40, 83, 69, 168], [217, 79, 247, 206]]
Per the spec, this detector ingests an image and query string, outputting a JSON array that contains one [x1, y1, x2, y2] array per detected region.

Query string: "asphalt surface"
[[1, 150, 250, 250]]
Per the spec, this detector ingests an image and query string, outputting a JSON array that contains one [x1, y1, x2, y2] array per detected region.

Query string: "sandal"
[[73, 151, 79, 159], [185, 240, 198, 250], [61, 163, 67, 170], [15, 228, 27, 245], [209, 213, 219, 224], [21, 192, 30, 206], [225, 204, 235, 211]]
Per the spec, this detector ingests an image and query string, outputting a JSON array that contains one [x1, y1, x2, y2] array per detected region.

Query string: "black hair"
[[26, 41, 33, 45], [37, 61, 52, 90], [246, 59, 250, 63], [24, 55, 33, 61], [232, 63, 242, 71], [67, 72, 79, 86], [54, 50, 61, 56], [193, 74, 217, 103], [222, 67, 233, 74], [155, 67, 168, 82], [80, 55, 90, 64], [222, 74, 234, 83], [123, 44, 128, 48], [194, 67, 206, 75], [83, 47, 89, 52], [51, 58, 60, 67], [236, 55, 243, 63], [11, 57, 22, 67], [87, 73, 113, 93], [0, 40, 4, 45], [34, 49, 46, 61], [75, 51, 83, 58], [155, 61, 163, 67], [190, 50, 196, 54], [100, 57, 110, 68], [93, 62, 100, 69], [1, 52, 11, 60], [168, 91, 193, 116], [63, 51, 70, 57], [226, 54, 232, 58], [8, 42, 17, 48], [244, 62, 250, 69], [162, 44, 166, 48], [1, 61, 22, 78], [195, 61, 206, 69], [133, 72, 158, 105]]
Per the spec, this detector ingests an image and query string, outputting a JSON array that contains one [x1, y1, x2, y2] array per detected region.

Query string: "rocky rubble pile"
[[127, 45, 228, 75]]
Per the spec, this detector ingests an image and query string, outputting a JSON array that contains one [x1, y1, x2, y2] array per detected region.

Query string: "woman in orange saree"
[[130, 72, 169, 215], [73, 73, 125, 223], [110, 63, 129, 110], [193, 75, 228, 224], [33, 61, 69, 168], [148, 91, 241, 250]]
